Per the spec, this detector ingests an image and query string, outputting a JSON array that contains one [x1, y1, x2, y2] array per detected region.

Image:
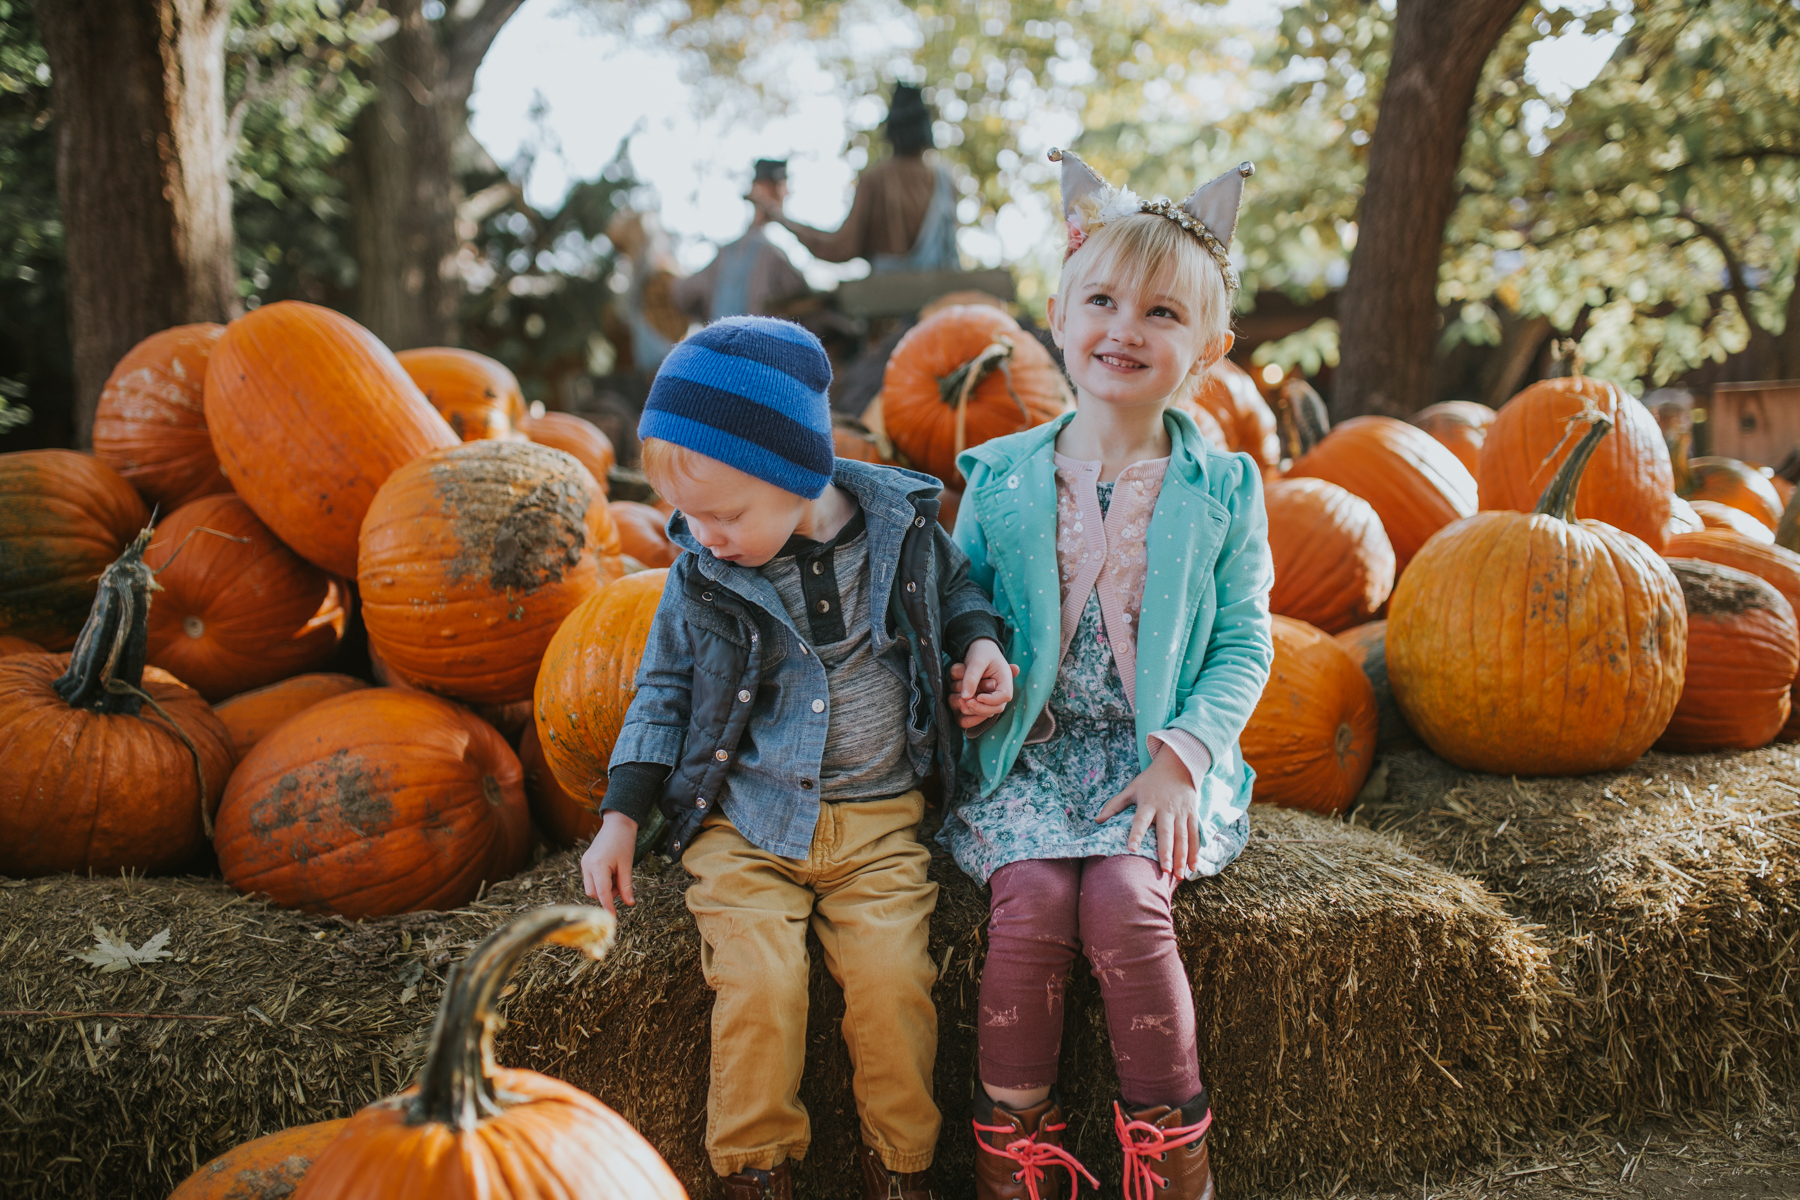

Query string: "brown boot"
[[722, 1161, 793, 1200], [1114, 1089, 1215, 1200], [973, 1091, 1098, 1200], [857, 1144, 938, 1200]]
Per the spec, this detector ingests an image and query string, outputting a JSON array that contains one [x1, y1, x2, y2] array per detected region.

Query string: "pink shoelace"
[[973, 1116, 1100, 1200], [1113, 1102, 1212, 1200]]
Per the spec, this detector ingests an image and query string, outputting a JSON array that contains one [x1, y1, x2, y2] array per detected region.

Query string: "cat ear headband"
[[1049, 148, 1253, 295]]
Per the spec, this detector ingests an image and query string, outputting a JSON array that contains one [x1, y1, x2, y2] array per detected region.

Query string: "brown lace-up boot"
[[857, 1144, 939, 1200], [1114, 1088, 1215, 1200], [973, 1091, 1098, 1200], [722, 1161, 793, 1200]]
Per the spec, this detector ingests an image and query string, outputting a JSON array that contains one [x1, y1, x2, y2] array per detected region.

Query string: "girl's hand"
[[580, 812, 639, 916], [1094, 750, 1202, 875], [948, 638, 1018, 729]]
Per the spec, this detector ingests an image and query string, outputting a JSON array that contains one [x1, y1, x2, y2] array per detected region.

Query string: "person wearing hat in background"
[[672, 159, 812, 323], [760, 84, 961, 274]]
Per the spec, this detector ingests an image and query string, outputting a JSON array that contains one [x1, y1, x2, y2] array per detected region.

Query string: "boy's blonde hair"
[[639, 436, 712, 496], [1057, 211, 1231, 348]]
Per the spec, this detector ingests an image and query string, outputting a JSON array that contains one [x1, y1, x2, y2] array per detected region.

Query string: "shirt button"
[[1007, 476, 1019, 488], [811, 561, 824, 575], [906, 581, 917, 592], [702, 591, 712, 602], [695, 798, 706, 809], [737, 689, 752, 703], [812, 698, 825, 713], [714, 749, 729, 762], [816, 599, 830, 613], [915, 516, 927, 527], [800, 779, 814, 790]]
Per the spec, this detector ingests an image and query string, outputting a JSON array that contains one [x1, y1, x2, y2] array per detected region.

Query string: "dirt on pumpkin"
[[431, 442, 591, 595]]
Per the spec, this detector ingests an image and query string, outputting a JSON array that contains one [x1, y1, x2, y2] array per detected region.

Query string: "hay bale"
[[496, 806, 1554, 1196], [1364, 746, 1800, 1126]]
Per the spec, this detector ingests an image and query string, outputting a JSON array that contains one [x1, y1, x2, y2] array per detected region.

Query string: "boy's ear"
[[1187, 331, 1235, 376], [1045, 293, 1065, 348]]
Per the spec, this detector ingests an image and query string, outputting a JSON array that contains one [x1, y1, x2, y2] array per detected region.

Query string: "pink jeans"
[[978, 855, 1201, 1107]]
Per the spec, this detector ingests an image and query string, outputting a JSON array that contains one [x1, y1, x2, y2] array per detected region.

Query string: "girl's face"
[[1048, 266, 1229, 413]]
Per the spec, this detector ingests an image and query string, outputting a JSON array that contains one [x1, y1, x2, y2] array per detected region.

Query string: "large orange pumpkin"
[[0, 634, 42, 655], [359, 441, 624, 705], [1189, 358, 1279, 469], [0, 450, 153, 649], [1286, 416, 1477, 576], [144, 495, 348, 701], [521, 718, 603, 848], [1688, 499, 1774, 543], [534, 569, 667, 812], [0, 531, 234, 877], [1241, 616, 1378, 816], [1655, 559, 1797, 751], [213, 673, 371, 761], [520, 411, 615, 497], [1264, 477, 1395, 634], [1663, 529, 1800, 741], [879, 305, 1069, 485], [204, 300, 458, 578], [1333, 621, 1415, 751], [214, 688, 530, 917], [290, 907, 687, 1200], [397, 347, 527, 442], [1389, 414, 1686, 775], [1681, 455, 1783, 532], [1171, 393, 1231, 453], [1477, 373, 1674, 551], [1409, 400, 1495, 482], [170, 1119, 351, 1200], [611, 500, 680, 568], [92, 323, 233, 510]]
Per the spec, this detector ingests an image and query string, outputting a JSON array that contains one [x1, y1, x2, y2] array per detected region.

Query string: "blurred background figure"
[[672, 159, 810, 324]]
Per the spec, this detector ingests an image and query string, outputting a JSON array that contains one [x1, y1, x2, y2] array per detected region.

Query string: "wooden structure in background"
[[1706, 381, 1800, 466]]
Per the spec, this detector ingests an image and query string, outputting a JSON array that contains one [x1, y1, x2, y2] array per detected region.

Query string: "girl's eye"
[[1150, 305, 1180, 320]]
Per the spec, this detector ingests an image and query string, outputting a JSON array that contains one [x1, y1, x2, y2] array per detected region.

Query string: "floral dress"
[[943, 481, 1252, 884]]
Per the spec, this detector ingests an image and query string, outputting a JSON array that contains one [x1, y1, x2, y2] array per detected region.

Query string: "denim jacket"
[[605, 459, 1004, 860]]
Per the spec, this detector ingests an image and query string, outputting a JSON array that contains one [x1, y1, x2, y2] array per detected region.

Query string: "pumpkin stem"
[[1533, 413, 1613, 521], [1774, 479, 1800, 553], [1275, 376, 1330, 459], [410, 905, 617, 1130], [52, 528, 158, 715], [1667, 431, 1692, 495]]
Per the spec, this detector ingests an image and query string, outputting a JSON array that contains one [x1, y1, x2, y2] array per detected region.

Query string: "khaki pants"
[[683, 790, 941, 1176]]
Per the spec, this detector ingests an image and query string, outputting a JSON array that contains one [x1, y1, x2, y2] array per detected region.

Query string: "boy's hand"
[[580, 812, 639, 916], [1094, 750, 1202, 876], [948, 638, 1017, 729]]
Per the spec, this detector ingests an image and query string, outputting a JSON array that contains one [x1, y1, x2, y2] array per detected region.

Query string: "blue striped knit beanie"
[[639, 316, 835, 498]]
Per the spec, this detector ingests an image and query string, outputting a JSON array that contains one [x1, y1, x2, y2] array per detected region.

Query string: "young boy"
[[580, 315, 1014, 1200]]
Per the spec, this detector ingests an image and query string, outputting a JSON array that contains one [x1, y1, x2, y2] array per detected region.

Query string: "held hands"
[[580, 812, 638, 916], [947, 637, 1018, 730], [1095, 750, 1203, 876]]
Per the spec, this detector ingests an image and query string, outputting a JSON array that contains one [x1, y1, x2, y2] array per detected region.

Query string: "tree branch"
[[445, 0, 525, 104], [1682, 208, 1774, 351]]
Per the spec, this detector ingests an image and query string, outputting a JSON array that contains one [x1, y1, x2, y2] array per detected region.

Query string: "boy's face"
[[657, 454, 809, 568], [1049, 270, 1230, 413]]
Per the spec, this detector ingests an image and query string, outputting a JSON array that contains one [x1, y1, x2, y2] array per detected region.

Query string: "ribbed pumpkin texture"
[[1241, 616, 1378, 816], [610, 500, 680, 567], [144, 495, 348, 701], [1682, 455, 1783, 531], [1188, 358, 1280, 469], [398, 347, 527, 442], [169, 1119, 351, 1200], [1663, 530, 1800, 742], [880, 305, 1069, 484], [1389, 416, 1686, 775], [1655, 559, 1797, 751], [214, 688, 531, 917], [534, 569, 668, 809], [1264, 477, 1395, 634], [213, 673, 371, 760], [1688, 499, 1774, 543], [1333, 620, 1415, 752], [1477, 374, 1674, 551], [521, 411, 615, 497], [1409, 400, 1495, 481], [359, 440, 625, 705], [204, 300, 458, 577], [521, 718, 603, 848], [91, 323, 232, 510], [1286, 416, 1477, 576], [0, 450, 152, 649]]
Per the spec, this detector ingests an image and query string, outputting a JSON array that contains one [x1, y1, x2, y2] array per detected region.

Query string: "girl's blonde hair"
[[1057, 211, 1231, 346]]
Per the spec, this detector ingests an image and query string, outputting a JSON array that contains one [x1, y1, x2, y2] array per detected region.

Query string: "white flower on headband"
[[1097, 188, 1143, 224]]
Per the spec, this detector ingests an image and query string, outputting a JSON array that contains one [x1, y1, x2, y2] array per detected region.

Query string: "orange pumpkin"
[[397, 347, 527, 442], [1682, 455, 1783, 531], [1661, 531, 1800, 745], [289, 907, 686, 1200], [521, 718, 603, 848], [1477, 374, 1674, 551], [213, 673, 371, 761], [1241, 616, 1378, 816], [1772, 475, 1797, 508], [1688, 499, 1775, 543], [1389, 414, 1686, 775], [832, 416, 887, 463], [0, 634, 42, 655], [1408, 400, 1495, 482], [879, 305, 1069, 485], [144, 495, 348, 701], [521, 411, 615, 498], [1264, 477, 1395, 634], [1667, 496, 1704, 540], [1333, 621, 1415, 751], [0, 531, 234, 877], [533, 570, 668, 812], [204, 300, 458, 578], [1171, 393, 1231, 453], [0, 450, 153, 650], [170, 1119, 351, 1200], [92, 323, 233, 510], [215, 688, 530, 916], [1286, 416, 1477, 576], [1189, 358, 1279, 469], [1655, 559, 1796, 751], [359, 441, 625, 705], [611, 500, 680, 568]]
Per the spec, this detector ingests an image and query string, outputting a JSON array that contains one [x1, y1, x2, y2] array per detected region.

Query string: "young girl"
[[941, 150, 1273, 1200]]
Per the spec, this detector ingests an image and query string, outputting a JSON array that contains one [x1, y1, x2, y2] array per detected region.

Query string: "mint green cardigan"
[[951, 408, 1274, 840]]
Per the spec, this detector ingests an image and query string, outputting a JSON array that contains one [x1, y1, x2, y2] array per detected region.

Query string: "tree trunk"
[[1329, 0, 1526, 422], [349, 0, 523, 351], [1776, 246, 1800, 380], [37, 0, 238, 446]]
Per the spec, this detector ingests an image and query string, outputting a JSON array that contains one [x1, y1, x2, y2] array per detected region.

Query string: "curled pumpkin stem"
[[1534, 413, 1614, 522], [940, 338, 1027, 483]]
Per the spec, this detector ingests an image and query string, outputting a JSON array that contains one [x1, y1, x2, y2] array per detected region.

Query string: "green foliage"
[[0, 0, 67, 443]]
